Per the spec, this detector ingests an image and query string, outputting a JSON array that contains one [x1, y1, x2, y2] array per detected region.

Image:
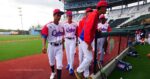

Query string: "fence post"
[[118, 36, 122, 55], [93, 30, 99, 74]]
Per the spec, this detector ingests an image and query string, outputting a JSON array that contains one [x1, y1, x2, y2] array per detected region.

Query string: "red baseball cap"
[[86, 8, 93, 13], [66, 11, 72, 16], [53, 9, 64, 15], [99, 14, 105, 19], [97, 0, 108, 8]]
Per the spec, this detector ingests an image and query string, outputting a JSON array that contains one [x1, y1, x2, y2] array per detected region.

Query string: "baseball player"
[[97, 14, 111, 64], [74, 0, 108, 79], [148, 33, 150, 44], [63, 11, 78, 75], [77, 7, 93, 79], [139, 29, 146, 44], [41, 9, 64, 79], [135, 29, 141, 44]]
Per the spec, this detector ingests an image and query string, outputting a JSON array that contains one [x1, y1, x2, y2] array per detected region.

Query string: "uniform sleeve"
[[85, 11, 99, 45], [97, 23, 101, 30], [41, 25, 48, 39], [77, 20, 83, 37]]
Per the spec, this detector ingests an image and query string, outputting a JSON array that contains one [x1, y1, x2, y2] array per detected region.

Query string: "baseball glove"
[[42, 48, 47, 54]]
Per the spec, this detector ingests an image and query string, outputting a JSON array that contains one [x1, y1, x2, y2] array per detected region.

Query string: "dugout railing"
[[93, 30, 132, 74], [92, 25, 150, 79]]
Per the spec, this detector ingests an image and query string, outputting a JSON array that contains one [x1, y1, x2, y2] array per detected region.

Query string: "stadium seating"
[[73, 13, 85, 22], [108, 3, 150, 27], [109, 18, 129, 28], [108, 2, 150, 19], [61, 2, 150, 28], [64, 0, 98, 10], [60, 13, 85, 23]]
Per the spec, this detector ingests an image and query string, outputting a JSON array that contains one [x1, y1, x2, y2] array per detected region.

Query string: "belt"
[[66, 37, 75, 40], [50, 42, 62, 46]]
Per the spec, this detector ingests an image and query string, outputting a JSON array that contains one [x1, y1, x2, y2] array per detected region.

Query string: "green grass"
[[0, 35, 40, 41], [108, 44, 150, 79], [0, 35, 42, 61]]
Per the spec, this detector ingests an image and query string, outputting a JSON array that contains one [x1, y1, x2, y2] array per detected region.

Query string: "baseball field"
[[0, 35, 42, 61], [0, 35, 150, 79], [0, 35, 78, 79]]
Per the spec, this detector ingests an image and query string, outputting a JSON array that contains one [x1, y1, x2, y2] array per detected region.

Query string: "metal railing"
[[93, 30, 132, 74]]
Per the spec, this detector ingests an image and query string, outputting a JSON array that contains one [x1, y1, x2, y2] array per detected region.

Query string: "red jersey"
[[78, 10, 99, 45], [77, 16, 86, 37]]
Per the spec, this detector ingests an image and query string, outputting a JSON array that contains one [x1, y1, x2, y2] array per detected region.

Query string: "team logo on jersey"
[[52, 29, 64, 37], [66, 28, 75, 33], [101, 28, 107, 31]]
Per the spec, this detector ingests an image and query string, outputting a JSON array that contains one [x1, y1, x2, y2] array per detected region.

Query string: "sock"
[[51, 65, 55, 73], [57, 69, 62, 79]]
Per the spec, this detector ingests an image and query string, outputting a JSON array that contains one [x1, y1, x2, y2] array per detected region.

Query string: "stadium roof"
[[63, 0, 143, 4], [63, 0, 85, 2], [109, 0, 143, 7], [61, 0, 144, 11]]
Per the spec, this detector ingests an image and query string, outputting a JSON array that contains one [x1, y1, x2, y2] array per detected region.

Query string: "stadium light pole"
[[18, 7, 23, 34]]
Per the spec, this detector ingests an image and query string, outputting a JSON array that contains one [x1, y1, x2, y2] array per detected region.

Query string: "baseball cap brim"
[[55, 11, 64, 15], [59, 11, 64, 15]]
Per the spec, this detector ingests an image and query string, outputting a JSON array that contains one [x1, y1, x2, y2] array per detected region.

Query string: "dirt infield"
[[0, 45, 119, 79], [0, 52, 79, 79]]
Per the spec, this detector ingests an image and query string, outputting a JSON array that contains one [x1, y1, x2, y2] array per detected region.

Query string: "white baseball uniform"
[[148, 33, 150, 44], [63, 22, 77, 70], [97, 22, 110, 61], [77, 39, 93, 77], [43, 22, 64, 70], [135, 32, 141, 43], [78, 37, 90, 77], [77, 17, 92, 78]]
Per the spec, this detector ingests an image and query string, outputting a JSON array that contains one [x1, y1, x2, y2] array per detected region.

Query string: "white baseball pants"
[[65, 38, 76, 70], [47, 43, 63, 70], [97, 37, 106, 61], [77, 39, 93, 77]]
